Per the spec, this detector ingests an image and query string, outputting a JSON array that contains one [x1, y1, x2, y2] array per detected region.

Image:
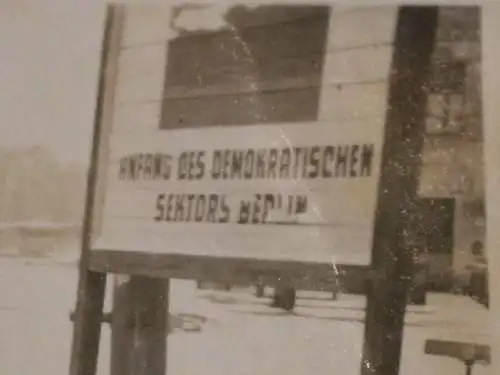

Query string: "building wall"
[[419, 7, 485, 274]]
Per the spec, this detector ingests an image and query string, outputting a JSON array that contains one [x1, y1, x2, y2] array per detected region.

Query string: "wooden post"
[[360, 6, 439, 375], [272, 283, 296, 311], [110, 276, 135, 375], [464, 361, 474, 375], [69, 271, 107, 375], [255, 283, 265, 298], [129, 277, 169, 375], [69, 5, 117, 375], [110, 276, 169, 375]]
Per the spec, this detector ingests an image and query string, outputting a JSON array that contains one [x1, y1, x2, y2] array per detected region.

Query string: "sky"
[[0, 1, 106, 165]]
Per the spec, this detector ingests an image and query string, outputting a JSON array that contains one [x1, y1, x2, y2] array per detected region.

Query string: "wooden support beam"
[[69, 4, 124, 375], [110, 276, 135, 375], [272, 284, 297, 311], [129, 277, 169, 375], [360, 6, 439, 375], [69, 270, 107, 375], [109, 276, 169, 375], [68, 5, 115, 375], [90, 251, 428, 304], [90, 251, 351, 292]]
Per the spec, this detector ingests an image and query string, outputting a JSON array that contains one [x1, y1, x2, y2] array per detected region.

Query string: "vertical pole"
[[110, 277, 169, 375], [130, 277, 169, 375], [255, 283, 265, 298], [110, 276, 135, 375], [464, 360, 474, 375], [68, 5, 116, 375], [361, 6, 438, 375], [272, 282, 296, 311]]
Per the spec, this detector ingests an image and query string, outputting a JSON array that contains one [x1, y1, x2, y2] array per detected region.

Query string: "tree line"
[[0, 146, 86, 224]]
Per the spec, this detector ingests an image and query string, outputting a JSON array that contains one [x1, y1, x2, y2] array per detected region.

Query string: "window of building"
[[426, 60, 467, 135], [415, 198, 455, 255]]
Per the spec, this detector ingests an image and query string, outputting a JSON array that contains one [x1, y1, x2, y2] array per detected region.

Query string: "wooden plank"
[[360, 6, 439, 375], [322, 45, 393, 86], [117, 44, 166, 79], [167, 8, 330, 63], [110, 276, 135, 375], [326, 6, 398, 50], [68, 5, 125, 375], [121, 4, 398, 53], [90, 6, 127, 246], [158, 81, 387, 124], [89, 251, 427, 303], [106, 118, 383, 159], [129, 277, 169, 375], [99, 189, 377, 222], [110, 276, 169, 375], [112, 102, 162, 135], [163, 47, 391, 95], [92, 223, 374, 267], [114, 64, 165, 104], [89, 250, 367, 293], [121, 5, 173, 48]]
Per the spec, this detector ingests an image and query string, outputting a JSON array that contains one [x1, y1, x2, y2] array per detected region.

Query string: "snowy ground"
[[0, 254, 491, 375]]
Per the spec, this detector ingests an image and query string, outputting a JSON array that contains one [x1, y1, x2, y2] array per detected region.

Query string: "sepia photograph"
[[0, 1, 498, 375]]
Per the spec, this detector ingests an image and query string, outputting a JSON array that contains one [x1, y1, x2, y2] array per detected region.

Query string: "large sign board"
[[70, 4, 500, 375], [90, 4, 397, 267]]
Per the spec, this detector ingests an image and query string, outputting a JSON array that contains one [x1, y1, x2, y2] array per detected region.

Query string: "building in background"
[[419, 7, 484, 289]]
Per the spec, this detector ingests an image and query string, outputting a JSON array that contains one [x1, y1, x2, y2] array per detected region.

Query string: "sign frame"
[[85, 2, 399, 291], [69, 3, 440, 375]]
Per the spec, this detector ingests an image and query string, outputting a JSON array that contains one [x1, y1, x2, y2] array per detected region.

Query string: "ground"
[[0, 254, 491, 375]]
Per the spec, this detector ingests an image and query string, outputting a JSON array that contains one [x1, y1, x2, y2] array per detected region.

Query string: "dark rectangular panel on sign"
[[160, 5, 331, 129]]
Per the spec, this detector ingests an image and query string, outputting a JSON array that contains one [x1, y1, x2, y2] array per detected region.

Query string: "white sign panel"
[[91, 4, 397, 265]]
